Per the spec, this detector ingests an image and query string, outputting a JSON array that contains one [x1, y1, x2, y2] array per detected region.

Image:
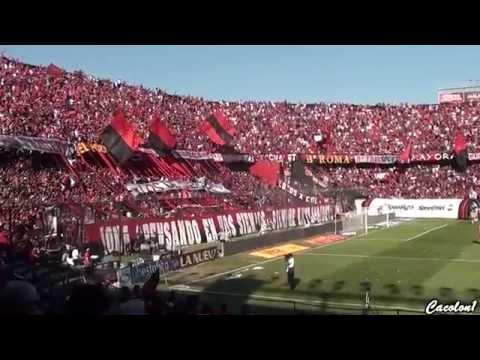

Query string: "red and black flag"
[[199, 111, 237, 146], [101, 111, 141, 164], [453, 131, 468, 171], [148, 117, 176, 153], [47, 63, 64, 77], [454, 131, 467, 156]]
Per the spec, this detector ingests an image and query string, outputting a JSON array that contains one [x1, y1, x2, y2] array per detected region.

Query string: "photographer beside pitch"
[[285, 254, 295, 290]]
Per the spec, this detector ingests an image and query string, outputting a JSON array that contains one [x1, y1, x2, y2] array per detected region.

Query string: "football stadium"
[[2, 47, 480, 315]]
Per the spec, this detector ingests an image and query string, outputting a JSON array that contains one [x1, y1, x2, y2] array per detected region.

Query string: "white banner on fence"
[[367, 198, 462, 219], [126, 178, 230, 196]]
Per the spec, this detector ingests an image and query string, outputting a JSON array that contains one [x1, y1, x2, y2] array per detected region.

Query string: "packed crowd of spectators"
[[2, 54, 480, 245], [3, 55, 480, 157], [313, 163, 480, 199], [0, 148, 309, 244], [4, 54, 480, 316]]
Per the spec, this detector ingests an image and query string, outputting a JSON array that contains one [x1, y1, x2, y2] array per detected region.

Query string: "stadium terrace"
[[2, 53, 480, 315]]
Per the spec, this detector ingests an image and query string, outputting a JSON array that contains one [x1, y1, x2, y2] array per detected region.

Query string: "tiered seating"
[[1, 54, 480, 243]]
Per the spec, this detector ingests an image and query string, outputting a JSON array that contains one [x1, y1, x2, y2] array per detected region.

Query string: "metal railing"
[[162, 287, 427, 315]]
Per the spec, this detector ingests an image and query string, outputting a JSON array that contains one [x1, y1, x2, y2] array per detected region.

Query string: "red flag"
[[47, 63, 64, 77], [249, 160, 280, 186], [454, 131, 467, 155], [399, 142, 412, 163], [171, 162, 189, 177]]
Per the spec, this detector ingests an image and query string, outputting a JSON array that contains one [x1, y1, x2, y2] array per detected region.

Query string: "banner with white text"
[[85, 205, 334, 254]]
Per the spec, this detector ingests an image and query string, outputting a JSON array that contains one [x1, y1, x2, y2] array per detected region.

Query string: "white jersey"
[[285, 257, 294, 272]]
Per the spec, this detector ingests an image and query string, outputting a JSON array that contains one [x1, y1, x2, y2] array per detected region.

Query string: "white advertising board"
[[367, 198, 462, 219]]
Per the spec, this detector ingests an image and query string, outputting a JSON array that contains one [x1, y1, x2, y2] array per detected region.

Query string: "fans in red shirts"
[[2, 53, 480, 246], [0, 230, 9, 246]]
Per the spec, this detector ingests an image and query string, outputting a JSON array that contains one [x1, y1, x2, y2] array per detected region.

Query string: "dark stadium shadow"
[[467, 288, 480, 300], [199, 275, 273, 314], [384, 284, 400, 296], [293, 278, 301, 290], [410, 285, 424, 297], [307, 278, 324, 289], [332, 280, 346, 292], [193, 276, 438, 314], [438, 287, 455, 301]]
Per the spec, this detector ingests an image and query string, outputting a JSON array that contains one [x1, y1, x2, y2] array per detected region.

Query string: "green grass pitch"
[[165, 219, 480, 314]]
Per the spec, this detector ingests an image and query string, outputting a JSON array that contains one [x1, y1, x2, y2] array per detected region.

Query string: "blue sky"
[[2, 45, 480, 104]]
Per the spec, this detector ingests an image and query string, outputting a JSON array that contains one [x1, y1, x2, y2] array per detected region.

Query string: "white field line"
[[169, 286, 425, 313], [189, 225, 397, 284], [404, 223, 449, 241], [299, 252, 480, 264], [364, 223, 449, 242], [363, 238, 414, 242]]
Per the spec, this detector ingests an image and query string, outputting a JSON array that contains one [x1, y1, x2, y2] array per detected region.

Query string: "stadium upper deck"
[[1, 54, 480, 243]]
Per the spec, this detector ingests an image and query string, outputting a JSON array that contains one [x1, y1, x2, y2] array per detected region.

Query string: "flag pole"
[[334, 190, 338, 235]]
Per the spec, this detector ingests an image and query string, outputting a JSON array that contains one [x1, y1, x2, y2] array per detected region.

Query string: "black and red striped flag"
[[199, 111, 237, 145], [101, 111, 141, 164], [453, 131, 468, 171], [148, 117, 176, 153], [454, 131, 467, 156], [47, 63, 64, 77]]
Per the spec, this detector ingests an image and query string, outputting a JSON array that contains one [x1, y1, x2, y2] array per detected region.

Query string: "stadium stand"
[[2, 54, 480, 242], [2, 53, 480, 315]]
